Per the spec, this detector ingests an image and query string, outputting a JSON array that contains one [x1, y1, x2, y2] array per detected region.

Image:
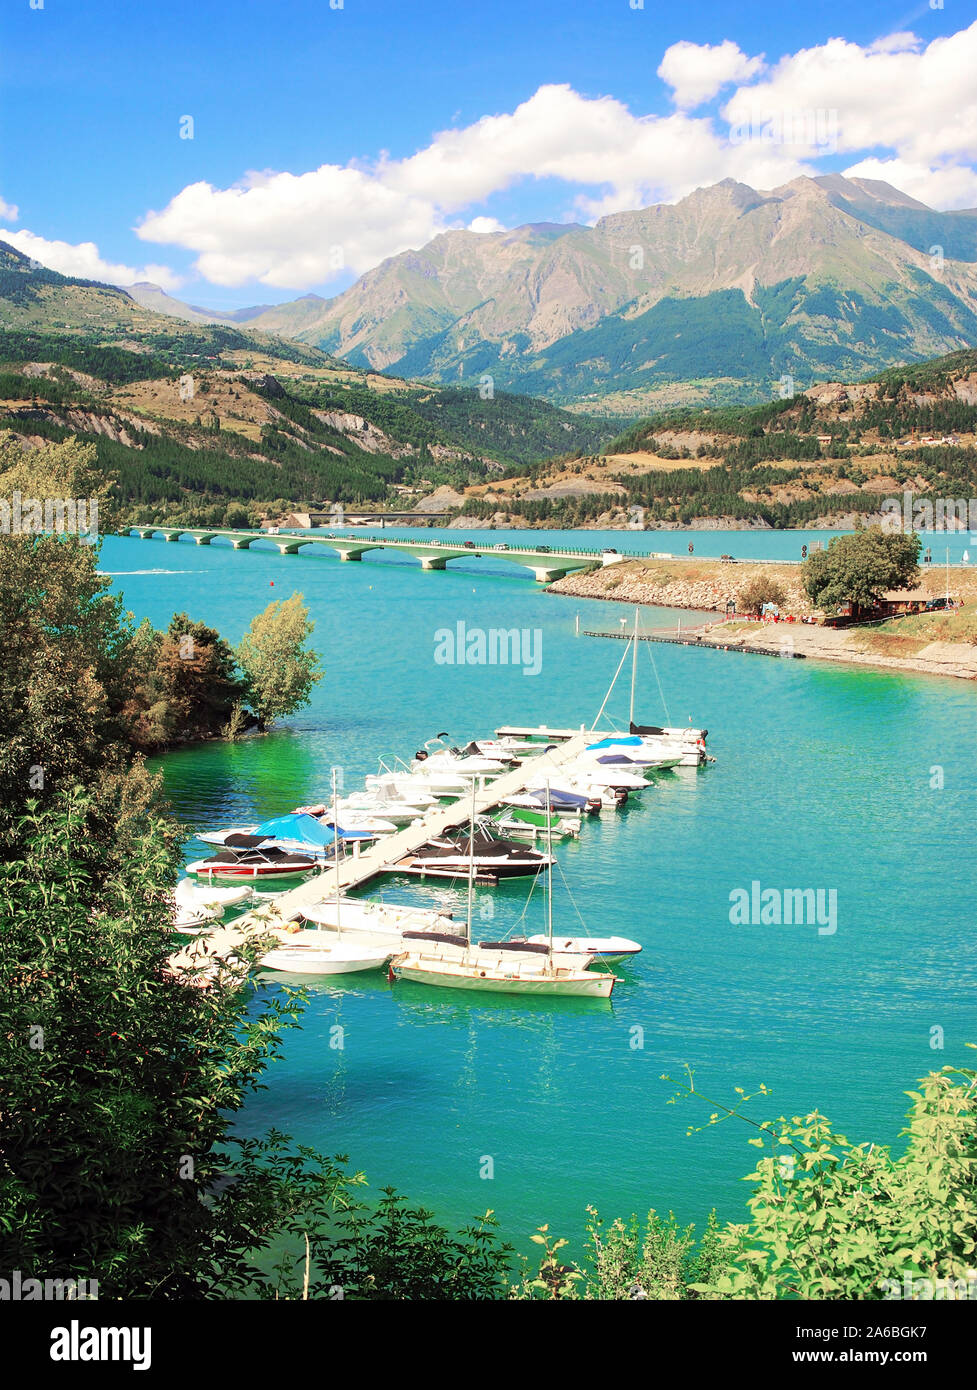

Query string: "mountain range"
[[125, 175, 977, 414]]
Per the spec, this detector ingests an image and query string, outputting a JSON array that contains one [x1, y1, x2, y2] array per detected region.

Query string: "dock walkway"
[[168, 734, 592, 974]]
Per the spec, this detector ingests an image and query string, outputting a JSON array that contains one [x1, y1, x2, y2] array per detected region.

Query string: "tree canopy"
[[802, 527, 921, 612]]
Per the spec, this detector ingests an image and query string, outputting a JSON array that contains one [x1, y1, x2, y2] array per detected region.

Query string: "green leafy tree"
[[0, 523, 509, 1299], [683, 1065, 977, 1300], [0, 791, 512, 1299], [0, 534, 135, 833], [236, 592, 323, 728], [802, 527, 921, 613], [126, 613, 244, 749]]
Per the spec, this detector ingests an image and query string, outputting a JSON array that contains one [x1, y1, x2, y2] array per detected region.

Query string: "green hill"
[[0, 240, 615, 523]]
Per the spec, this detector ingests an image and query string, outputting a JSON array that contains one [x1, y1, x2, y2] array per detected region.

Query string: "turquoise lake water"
[[100, 531, 977, 1254]]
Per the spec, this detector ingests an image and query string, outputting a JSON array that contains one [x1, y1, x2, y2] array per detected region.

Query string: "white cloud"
[[0, 197, 19, 222], [658, 40, 765, 110], [721, 22, 977, 166], [137, 167, 441, 289], [136, 84, 805, 287], [128, 22, 977, 293], [867, 32, 920, 56], [843, 157, 977, 211], [0, 227, 184, 291], [467, 216, 506, 234]]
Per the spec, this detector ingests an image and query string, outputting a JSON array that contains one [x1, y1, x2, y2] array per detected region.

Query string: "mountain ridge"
[[150, 174, 977, 412]]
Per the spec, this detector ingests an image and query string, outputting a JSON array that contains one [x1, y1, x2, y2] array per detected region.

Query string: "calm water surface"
[[100, 532, 977, 1252]]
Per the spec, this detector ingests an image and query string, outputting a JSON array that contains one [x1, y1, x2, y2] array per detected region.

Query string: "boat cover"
[[255, 812, 372, 846], [527, 787, 589, 809]]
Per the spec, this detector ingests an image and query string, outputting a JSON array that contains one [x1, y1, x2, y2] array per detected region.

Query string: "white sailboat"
[[272, 897, 594, 972], [390, 782, 616, 998], [589, 608, 711, 766]]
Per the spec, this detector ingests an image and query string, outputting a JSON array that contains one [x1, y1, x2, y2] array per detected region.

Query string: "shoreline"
[[549, 560, 977, 681]]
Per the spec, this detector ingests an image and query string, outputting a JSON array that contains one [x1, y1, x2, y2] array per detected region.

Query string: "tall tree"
[[236, 592, 323, 727], [127, 614, 244, 749], [0, 457, 506, 1298]]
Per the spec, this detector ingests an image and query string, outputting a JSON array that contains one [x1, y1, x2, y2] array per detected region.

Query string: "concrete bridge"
[[125, 525, 622, 583]]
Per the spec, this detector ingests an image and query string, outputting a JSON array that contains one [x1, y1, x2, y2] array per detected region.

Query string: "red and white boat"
[[187, 843, 317, 881]]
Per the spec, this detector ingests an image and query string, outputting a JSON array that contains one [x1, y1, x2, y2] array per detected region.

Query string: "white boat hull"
[[174, 877, 252, 909], [527, 934, 642, 965], [259, 945, 391, 975], [392, 956, 614, 997]]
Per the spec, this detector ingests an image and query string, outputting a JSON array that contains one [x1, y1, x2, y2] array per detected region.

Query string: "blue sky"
[[1, 1, 973, 307]]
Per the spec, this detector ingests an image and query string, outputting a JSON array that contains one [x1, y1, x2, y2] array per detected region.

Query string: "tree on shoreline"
[[737, 574, 788, 616], [802, 527, 921, 615], [235, 592, 323, 729], [126, 614, 244, 749]]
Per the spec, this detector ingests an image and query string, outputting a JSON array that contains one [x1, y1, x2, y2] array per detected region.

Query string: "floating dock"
[[580, 629, 806, 659], [167, 733, 593, 975]]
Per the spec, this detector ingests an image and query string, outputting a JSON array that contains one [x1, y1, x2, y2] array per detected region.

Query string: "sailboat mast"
[[545, 779, 553, 972], [465, 774, 476, 947], [331, 767, 341, 936], [629, 606, 639, 727]]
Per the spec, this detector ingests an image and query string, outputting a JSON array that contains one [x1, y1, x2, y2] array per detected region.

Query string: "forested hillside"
[[0, 240, 615, 525], [460, 348, 977, 529]]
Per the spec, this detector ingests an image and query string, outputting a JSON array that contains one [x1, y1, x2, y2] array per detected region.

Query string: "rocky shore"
[[548, 558, 813, 616]]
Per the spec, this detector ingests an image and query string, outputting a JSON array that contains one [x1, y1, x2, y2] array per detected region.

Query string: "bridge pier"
[[194, 533, 217, 545], [532, 567, 568, 583], [334, 547, 366, 561], [164, 531, 182, 542], [275, 540, 304, 554], [420, 555, 448, 570], [231, 537, 255, 550]]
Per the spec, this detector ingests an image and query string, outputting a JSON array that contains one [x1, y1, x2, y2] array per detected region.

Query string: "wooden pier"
[[167, 734, 592, 975]]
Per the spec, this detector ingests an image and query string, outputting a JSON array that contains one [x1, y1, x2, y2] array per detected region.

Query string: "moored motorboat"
[[489, 806, 580, 842], [517, 785, 602, 815], [525, 934, 642, 964], [171, 901, 220, 934], [197, 812, 377, 858], [188, 844, 318, 881], [174, 877, 253, 910], [394, 829, 553, 881], [412, 736, 511, 778]]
